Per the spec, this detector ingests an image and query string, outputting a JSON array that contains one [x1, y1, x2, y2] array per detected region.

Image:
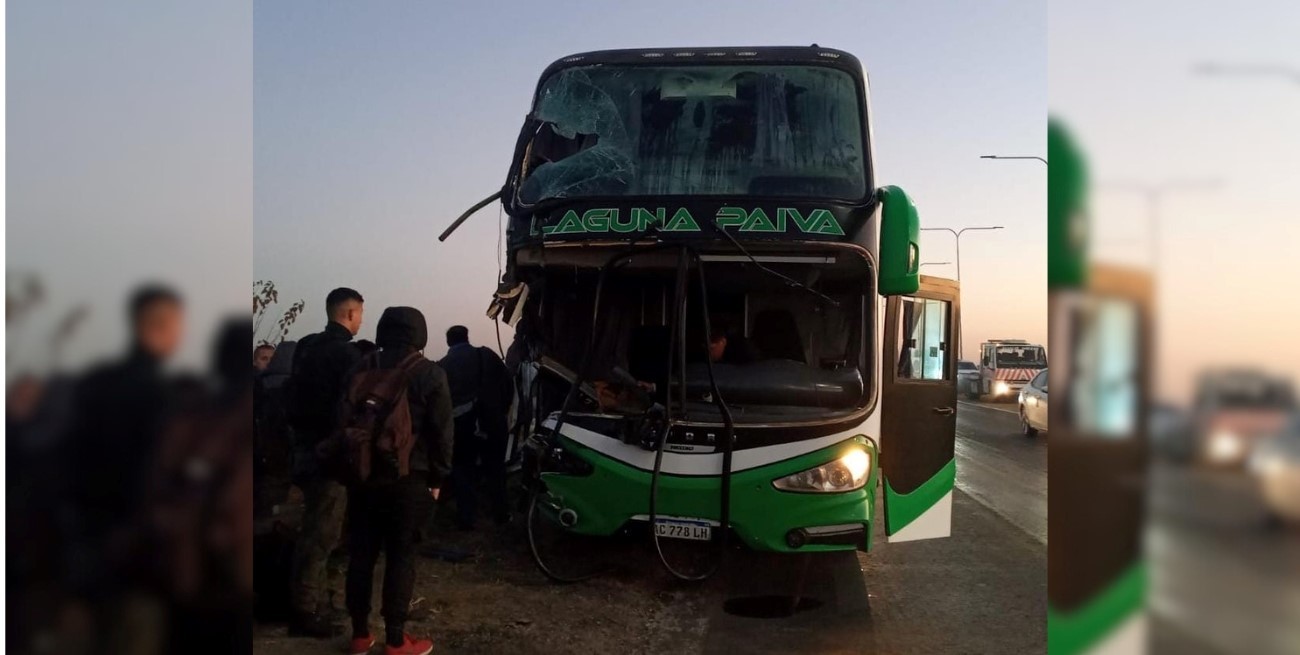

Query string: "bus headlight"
[[995, 381, 1010, 396], [773, 449, 872, 493]]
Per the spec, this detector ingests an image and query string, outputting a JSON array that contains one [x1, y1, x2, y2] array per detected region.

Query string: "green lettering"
[[545, 210, 586, 235], [664, 208, 700, 232], [612, 208, 640, 233], [632, 207, 664, 232], [715, 206, 747, 230], [740, 208, 778, 232], [787, 207, 820, 233], [584, 208, 612, 233], [809, 209, 845, 236]]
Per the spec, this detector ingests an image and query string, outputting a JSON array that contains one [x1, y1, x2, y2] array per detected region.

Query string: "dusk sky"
[[254, 0, 1046, 361], [1051, 0, 1300, 401]]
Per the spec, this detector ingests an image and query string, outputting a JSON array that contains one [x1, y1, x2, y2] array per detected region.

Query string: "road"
[[255, 401, 1048, 654], [693, 400, 1046, 654], [1148, 462, 1300, 654]]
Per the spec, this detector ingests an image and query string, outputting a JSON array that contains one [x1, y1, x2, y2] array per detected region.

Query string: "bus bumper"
[[539, 435, 878, 553]]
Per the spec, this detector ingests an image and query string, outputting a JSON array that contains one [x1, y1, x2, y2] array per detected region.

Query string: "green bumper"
[[540, 435, 879, 553]]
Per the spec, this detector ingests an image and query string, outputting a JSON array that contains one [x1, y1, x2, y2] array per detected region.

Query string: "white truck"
[[977, 339, 1047, 400]]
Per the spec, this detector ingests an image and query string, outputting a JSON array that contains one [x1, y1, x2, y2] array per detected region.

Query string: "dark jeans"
[[344, 476, 425, 632], [451, 413, 508, 527]]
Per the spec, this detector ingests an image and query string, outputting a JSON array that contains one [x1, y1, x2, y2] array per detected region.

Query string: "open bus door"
[[881, 275, 960, 542], [1048, 264, 1151, 654]]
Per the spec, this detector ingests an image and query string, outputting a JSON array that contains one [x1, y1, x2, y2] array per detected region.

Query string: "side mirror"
[[877, 185, 920, 296]]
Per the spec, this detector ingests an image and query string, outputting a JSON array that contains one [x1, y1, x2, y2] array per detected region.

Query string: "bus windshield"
[[1200, 376, 1296, 411], [519, 64, 867, 204]]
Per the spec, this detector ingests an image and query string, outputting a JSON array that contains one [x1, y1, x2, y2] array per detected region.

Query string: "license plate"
[[654, 518, 712, 541]]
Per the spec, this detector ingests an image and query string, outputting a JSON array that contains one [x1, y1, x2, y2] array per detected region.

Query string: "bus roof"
[[538, 46, 865, 81]]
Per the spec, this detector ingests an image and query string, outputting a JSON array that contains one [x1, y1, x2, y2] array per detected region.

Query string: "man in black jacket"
[[439, 325, 512, 530], [65, 285, 184, 652], [286, 287, 364, 637], [345, 307, 453, 655]]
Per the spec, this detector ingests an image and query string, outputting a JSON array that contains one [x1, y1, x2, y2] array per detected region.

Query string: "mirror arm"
[[438, 190, 504, 242]]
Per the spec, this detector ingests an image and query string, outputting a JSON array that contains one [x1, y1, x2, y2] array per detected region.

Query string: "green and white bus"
[[450, 46, 960, 579]]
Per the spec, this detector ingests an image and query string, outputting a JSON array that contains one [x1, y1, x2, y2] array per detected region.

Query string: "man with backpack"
[[335, 306, 453, 655], [286, 287, 364, 637], [439, 325, 513, 530]]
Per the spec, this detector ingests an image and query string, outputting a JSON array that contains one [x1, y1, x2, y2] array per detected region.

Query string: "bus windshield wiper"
[[712, 226, 840, 307]]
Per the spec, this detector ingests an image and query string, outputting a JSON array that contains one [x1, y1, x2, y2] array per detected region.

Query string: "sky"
[[9, 1, 251, 377], [1050, 0, 1300, 401], [254, 0, 1047, 362]]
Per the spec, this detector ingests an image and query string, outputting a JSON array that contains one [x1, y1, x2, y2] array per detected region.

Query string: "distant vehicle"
[[958, 360, 980, 399], [1193, 370, 1296, 468], [1149, 402, 1194, 463], [978, 339, 1047, 401], [1018, 369, 1048, 437], [1249, 417, 1300, 524]]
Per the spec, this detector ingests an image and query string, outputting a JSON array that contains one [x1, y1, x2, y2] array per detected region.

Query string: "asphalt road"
[[694, 400, 1047, 654], [1148, 462, 1300, 654]]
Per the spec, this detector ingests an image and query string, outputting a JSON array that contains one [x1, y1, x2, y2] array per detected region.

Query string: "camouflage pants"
[[289, 475, 346, 614]]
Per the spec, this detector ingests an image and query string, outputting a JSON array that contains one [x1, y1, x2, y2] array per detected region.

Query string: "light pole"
[[919, 226, 1004, 283], [1194, 62, 1300, 85], [980, 154, 1048, 166], [1100, 180, 1221, 273]]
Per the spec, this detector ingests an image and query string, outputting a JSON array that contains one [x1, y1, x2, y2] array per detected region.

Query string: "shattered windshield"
[[518, 64, 867, 203]]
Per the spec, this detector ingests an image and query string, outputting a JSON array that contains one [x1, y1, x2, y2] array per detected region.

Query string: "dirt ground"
[[253, 497, 714, 655]]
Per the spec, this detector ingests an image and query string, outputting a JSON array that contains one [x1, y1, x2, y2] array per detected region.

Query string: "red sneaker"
[[384, 634, 433, 655], [347, 635, 376, 655]]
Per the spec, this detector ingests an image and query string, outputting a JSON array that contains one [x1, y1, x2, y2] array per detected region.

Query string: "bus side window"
[[896, 297, 950, 381]]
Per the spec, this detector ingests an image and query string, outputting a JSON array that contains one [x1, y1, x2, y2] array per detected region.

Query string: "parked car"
[[1249, 416, 1300, 525], [1018, 369, 1048, 437], [958, 360, 980, 399]]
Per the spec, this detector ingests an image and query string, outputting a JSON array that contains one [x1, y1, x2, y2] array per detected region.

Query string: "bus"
[[447, 46, 959, 580]]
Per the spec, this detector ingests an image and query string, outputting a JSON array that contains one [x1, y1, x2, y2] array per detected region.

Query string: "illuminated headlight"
[[773, 449, 871, 493], [995, 381, 1010, 396], [1208, 431, 1243, 462]]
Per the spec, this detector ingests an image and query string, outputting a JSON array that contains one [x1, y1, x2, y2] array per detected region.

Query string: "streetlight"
[[1099, 180, 1222, 273], [1194, 62, 1300, 85], [980, 154, 1048, 166], [919, 226, 1004, 283]]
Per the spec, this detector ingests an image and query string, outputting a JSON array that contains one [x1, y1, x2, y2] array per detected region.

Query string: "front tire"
[[1020, 407, 1038, 438]]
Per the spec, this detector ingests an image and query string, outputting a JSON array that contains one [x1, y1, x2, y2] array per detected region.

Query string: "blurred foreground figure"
[[63, 285, 185, 655], [147, 318, 254, 653]]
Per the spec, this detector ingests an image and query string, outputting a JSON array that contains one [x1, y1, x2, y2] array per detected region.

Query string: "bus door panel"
[[881, 276, 960, 542]]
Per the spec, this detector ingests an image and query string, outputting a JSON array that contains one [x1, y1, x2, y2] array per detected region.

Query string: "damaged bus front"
[[452, 47, 959, 579]]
